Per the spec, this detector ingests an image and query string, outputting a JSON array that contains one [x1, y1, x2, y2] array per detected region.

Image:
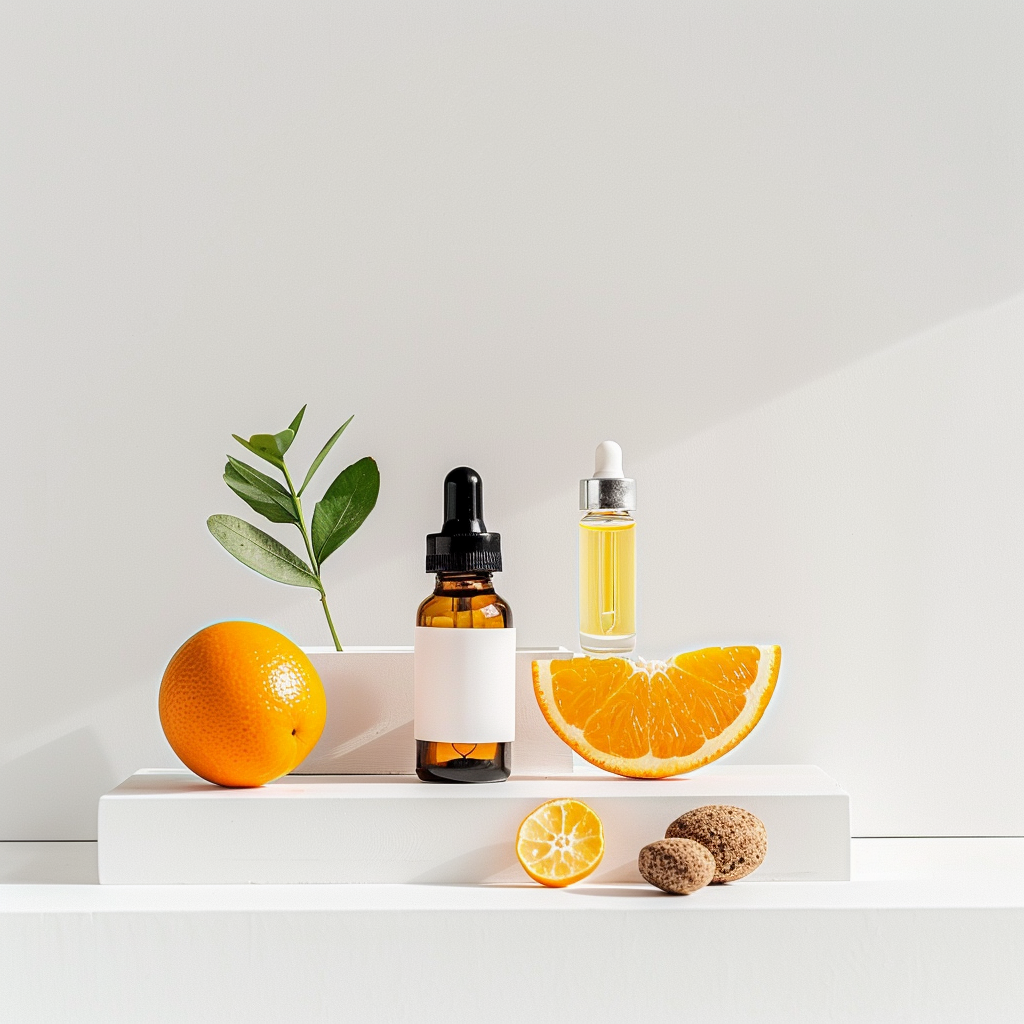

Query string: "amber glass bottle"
[[416, 572, 513, 782], [414, 467, 515, 783]]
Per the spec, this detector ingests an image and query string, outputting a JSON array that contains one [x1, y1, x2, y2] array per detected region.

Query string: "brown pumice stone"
[[638, 838, 715, 894], [665, 804, 767, 883]]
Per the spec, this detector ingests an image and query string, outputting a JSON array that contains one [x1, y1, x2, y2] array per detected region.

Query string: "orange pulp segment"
[[532, 646, 780, 779], [516, 798, 605, 887]]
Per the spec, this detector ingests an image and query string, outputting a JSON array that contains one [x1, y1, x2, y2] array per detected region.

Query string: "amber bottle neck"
[[433, 572, 494, 594]]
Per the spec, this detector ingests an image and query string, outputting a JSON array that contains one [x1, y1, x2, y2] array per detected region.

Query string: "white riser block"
[[98, 765, 849, 884], [297, 647, 574, 776]]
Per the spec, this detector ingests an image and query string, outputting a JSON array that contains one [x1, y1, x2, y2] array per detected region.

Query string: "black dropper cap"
[[425, 467, 502, 573]]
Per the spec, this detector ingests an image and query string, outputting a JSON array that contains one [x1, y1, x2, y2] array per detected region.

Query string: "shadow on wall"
[[634, 292, 1024, 837], [0, 681, 179, 841], [0, 728, 115, 840], [0, 840, 99, 884], [304, 290, 1024, 838]]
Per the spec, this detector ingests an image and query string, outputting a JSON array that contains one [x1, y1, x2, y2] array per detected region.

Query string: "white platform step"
[[4, 840, 1023, 1024], [97, 764, 850, 884]]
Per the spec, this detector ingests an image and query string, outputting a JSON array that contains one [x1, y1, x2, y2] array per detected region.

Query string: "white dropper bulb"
[[593, 440, 624, 479]]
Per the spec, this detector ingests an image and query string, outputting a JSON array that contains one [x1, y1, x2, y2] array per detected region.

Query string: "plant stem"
[[318, 591, 342, 651], [285, 470, 319, 573], [282, 462, 343, 652]]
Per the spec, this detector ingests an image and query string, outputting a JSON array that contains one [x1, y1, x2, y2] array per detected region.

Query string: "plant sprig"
[[208, 405, 379, 651]]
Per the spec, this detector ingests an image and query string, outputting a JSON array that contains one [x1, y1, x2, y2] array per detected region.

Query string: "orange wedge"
[[516, 799, 605, 887], [532, 646, 780, 779]]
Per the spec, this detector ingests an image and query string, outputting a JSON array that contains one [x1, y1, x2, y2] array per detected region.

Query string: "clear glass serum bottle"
[[415, 467, 514, 783], [579, 441, 636, 654]]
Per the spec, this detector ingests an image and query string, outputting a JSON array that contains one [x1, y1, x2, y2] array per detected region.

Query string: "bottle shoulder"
[[417, 588, 513, 628]]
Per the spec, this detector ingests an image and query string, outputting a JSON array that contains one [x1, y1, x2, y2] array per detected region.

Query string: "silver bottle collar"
[[580, 477, 637, 511]]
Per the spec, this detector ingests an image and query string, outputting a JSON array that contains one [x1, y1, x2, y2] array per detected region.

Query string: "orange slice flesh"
[[516, 799, 605, 887], [532, 646, 780, 779]]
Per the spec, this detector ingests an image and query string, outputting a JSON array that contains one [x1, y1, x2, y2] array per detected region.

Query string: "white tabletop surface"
[[3, 837, 1022, 910]]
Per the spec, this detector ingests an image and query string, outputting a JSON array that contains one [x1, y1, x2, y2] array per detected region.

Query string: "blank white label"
[[414, 627, 516, 742]]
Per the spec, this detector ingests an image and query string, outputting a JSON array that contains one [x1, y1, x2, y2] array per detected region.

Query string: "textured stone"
[[666, 804, 767, 883], [637, 838, 715, 894]]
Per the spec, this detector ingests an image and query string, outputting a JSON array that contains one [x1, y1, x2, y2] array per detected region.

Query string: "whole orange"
[[159, 621, 326, 788]]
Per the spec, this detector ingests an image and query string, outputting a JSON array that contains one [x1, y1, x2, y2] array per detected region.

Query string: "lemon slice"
[[515, 798, 604, 887]]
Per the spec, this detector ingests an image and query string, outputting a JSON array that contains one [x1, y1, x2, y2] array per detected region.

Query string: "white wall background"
[[2, 1, 1022, 840]]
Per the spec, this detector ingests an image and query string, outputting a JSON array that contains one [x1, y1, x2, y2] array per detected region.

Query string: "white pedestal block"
[[97, 765, 849, 884], [297, 647, 574, 776]]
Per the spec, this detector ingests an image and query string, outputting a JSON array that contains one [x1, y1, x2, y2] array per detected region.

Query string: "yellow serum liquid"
[[578, 511, 636, 653]]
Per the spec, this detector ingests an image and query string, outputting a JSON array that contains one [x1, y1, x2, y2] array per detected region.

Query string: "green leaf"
[[311, 456, 380, 564], [223, 458, 298, 524], [226, 456, 291, 499], [231, 407, 305, 466], [207, 515, 321, 590], [287, 405, 307, 438], [270, 406, 306, 457], [232, 433, 290, 470], [298, 414, 354, 496]]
